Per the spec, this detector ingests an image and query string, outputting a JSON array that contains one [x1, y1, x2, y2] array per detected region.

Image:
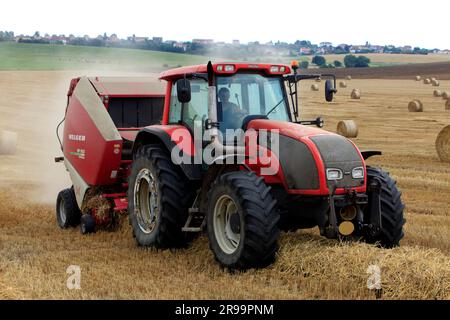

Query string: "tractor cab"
[[159, 62, 336, 143]]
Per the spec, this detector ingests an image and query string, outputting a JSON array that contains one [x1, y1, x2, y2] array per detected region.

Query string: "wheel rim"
[[134, 168, 159, 234], [213, 195, 241, 254], [59, 197, 67, 225]]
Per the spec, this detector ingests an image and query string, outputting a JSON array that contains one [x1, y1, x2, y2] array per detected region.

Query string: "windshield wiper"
[[266, 98, 284, 116]]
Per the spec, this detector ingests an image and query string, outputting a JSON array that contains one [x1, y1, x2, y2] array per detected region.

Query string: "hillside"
[[0, 42, 208, 71], [2, 42, 450, 73]]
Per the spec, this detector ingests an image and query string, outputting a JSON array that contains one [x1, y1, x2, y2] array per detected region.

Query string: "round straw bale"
[[436, 125, 450, 162], [346, 75, 352, 80], [350, 89, 361, 99], [408, 100, 423, 112], [434, 89, 442, 97], [337, 120, 358, 138], [339, 81, 347, 88], [431, 79, 440, 87], [431, 77, 437, 81], [415, 75, 421, 81], [0, 130, 18, 155], [315, 77, 322, 82], [311, 84, 319, 91], [442, 91, 450, 100], [423, 78, 431, 84], [446, 100, 450, 110]]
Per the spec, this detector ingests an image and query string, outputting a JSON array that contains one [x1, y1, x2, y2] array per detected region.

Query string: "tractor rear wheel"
[[56, 188, 81, 228], [363, 166, 405, 248], [128, 144, 193, 248], [206, 171, 280, 270]]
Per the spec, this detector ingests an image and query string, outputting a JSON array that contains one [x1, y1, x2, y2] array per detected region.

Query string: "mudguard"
[[132, 125, 202, 180]]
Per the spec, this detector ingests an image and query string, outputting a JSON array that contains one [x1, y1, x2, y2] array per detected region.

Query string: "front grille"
[[310, 135, 364, 188]]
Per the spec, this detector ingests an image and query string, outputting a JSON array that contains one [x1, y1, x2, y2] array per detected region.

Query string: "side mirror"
[[325, 79, 337, 102], [177, 78, 191, 103]]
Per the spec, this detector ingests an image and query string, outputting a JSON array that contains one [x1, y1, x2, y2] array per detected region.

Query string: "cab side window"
[[182, 80, 208, 130], [168, 79, 208, 130]]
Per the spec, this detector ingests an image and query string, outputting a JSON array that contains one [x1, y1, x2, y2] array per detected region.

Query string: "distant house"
[[299, 47, 312, 55], [173, 42, 187, 51], [50, 35, 67, 44], [370, 45, 384, 53], [152, 37, 163, 43], [320, 42, 332, 48], [318, 42, 333, 54], [401, 45, 412, 53], [232, 39, 240, 45], [108, 34, 120, 44], [15, 35, 31, 42], [350, 45, 370, 53], [127, 36, 148, 43], [382, 45, 399, 53], [316, 47, 326, 54], [193, 39, 214, 45]]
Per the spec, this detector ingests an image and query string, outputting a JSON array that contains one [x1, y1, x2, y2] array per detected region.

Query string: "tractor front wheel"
[[363, 166, 405, 248], [207, 171, 280, 270]]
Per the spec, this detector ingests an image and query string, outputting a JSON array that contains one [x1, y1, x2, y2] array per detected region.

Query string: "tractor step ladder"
[[182, 207, 205, 232], [182, 191, 205, 232]]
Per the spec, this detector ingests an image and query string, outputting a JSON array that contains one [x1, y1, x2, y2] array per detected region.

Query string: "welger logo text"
[[68, 134, 86, 142]]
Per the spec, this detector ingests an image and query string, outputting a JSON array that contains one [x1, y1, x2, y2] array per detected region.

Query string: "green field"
[[2, 42, 450, 71], [0, 42, 209, 71], [0, 43, 299, 71]]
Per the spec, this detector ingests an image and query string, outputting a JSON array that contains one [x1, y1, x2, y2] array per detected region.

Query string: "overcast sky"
[[1, 0, 448, 49]]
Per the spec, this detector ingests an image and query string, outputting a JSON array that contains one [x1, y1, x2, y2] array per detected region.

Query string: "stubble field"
[[0, 70, 449, 300]]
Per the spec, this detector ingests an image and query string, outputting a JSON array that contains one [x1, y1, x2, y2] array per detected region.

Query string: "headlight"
[[326, 168, 343, 180], [352, 167, 364, 179]]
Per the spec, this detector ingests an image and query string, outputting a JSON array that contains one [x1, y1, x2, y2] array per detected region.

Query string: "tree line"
[[310, 55, 370, 68]]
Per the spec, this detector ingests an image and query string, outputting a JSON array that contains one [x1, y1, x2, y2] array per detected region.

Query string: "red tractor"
[[56, 62, 405, 269]]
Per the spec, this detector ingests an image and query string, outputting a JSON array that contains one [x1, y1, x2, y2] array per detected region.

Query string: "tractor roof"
[[88, 76, 165, 96], [159, 63, 291, 81]]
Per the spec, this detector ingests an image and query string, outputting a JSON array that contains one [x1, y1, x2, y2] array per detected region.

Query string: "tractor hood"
[[246, 119, 331, 139], [247, 119, 366, 194]]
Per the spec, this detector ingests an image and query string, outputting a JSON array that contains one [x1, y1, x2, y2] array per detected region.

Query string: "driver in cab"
[[218, 87, 247, 130]]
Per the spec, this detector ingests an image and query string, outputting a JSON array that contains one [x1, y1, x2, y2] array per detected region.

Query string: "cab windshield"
[[216, 74, 290, 133]]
